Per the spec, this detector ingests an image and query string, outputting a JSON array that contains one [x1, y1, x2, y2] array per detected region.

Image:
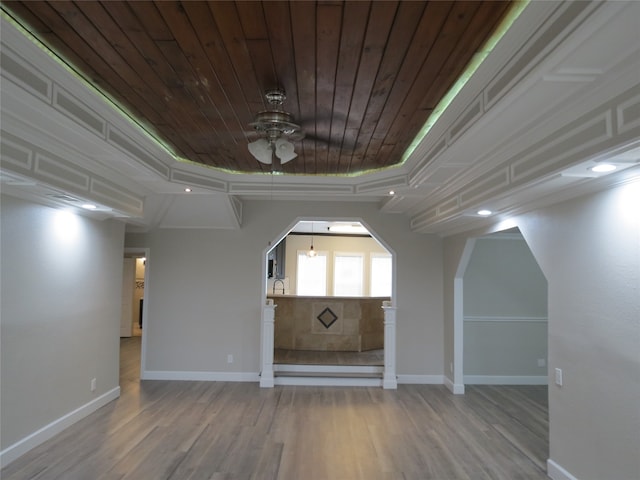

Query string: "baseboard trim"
[[547, 459, 580, 480], [444, 376, 465, 394], [0, 386, 120, 468], [142, 370, 260, 382], [396, 374, 443, 384], [464, 375, 547, 385]]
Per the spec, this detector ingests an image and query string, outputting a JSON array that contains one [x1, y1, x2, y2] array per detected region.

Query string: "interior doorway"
[[121, 248, 150, 383], [462, 228, 548, 385], [120, 255, 145, 337], [261, 218, 397, 388], [453, 228, 548, 391], [454, 227, 550, 467]]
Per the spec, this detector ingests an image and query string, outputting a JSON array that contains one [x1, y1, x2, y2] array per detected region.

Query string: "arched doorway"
[[453, 227, 548, 390], [462, 229, 548, 385], [260, 218, 397, 388], [452, 227, 550, 468]]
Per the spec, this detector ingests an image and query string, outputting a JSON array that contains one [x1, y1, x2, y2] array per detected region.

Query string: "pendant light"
[[308, 222, 317, 257]]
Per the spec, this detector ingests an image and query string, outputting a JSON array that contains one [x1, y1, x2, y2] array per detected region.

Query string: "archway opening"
[[453, 226, 549, 468], [260, 218, 397, 388], [462, 228, 548, 386]]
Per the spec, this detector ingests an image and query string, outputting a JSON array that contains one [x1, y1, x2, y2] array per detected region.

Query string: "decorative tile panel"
[[311, 303, 344, 334], [317, 307, 338, 329]]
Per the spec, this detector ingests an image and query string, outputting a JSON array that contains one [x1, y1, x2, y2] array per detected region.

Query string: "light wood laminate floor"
[[2, 337, 549, 479]]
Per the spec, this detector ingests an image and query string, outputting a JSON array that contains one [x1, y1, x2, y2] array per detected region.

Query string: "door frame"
[[259, 217, 397, 388], [124, 247, 150, 378]]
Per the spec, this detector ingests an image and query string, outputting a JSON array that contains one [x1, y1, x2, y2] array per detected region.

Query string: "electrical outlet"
[[90, 378, 97, 392], [554, 368, 563, 386], [537, 358, 546, 367], [227, 354, 233, 364]]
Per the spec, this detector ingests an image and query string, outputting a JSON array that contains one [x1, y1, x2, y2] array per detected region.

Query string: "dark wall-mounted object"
[[268, 238, 286, 279]]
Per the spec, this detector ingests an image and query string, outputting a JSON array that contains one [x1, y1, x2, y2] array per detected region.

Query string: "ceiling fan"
[[248, 89, 302, 166]]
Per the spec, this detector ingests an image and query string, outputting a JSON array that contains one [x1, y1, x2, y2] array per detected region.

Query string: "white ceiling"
[[1, 1, 639, 236], [289, 221, 369, 236]]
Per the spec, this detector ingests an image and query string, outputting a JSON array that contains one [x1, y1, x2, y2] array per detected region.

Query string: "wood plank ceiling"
[[2, 1, 511, 175]]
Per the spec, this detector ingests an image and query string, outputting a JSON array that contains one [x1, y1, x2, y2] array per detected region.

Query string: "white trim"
[[124, 247, 150, 377], [141, 370, 260, 382], [396, 374, 444, 384], [444, 376, 465, 394], [547, 459, 580, 480], [0, 387, 120, 468], [259, 299, 276, 388], [480, 233, 524, 241], [274, 364, 383, 375], [464, 375, 548, 385], [382, 304, 398, 389], [453, 238, 476, 391], [464, 315, 548, 322], [274, 376, 383, 387]]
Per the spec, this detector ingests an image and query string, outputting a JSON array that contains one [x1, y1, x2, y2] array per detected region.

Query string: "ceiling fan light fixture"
[[248, 90, 302, 166], [248, 138, 272, 164], [274, 138, 297, 164]]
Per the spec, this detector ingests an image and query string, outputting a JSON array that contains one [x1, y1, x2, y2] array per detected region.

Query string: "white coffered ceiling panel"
[[1, 1, 638, 235]]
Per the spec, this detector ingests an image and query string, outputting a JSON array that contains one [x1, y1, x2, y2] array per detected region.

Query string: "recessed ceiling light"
[[184, 187, 192, 192], [389, 190, 395, 195], [81, 203, 98, 210], [477, 209, 492, 216], [590, 164, 617, 173]]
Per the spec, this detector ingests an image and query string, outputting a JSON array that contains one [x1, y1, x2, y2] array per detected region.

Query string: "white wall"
[[463, 235, 548, 379], [464, 236, 547, 317], [125, 200, 444, 378], [518, 182, 640, 480], [0, 195, 125, 459], [443, 180, 640, 480]]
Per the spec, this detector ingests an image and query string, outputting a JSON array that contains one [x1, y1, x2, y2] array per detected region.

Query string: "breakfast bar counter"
[[267, 295, 389, 352]]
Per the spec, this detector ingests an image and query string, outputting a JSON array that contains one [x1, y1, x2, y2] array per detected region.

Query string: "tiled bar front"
[[268, 295, 389, 352]]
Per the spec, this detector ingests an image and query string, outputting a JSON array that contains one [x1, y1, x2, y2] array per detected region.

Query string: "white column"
[[382, 301, 397, 389], [260, 299, 276, 388]]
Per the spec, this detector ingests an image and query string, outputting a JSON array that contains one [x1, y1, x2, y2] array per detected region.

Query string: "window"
[[371, 254, 392, 296], [334, 253, 364, 296], [296, 251, 327, 295]]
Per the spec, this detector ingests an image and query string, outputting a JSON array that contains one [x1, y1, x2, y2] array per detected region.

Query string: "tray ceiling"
[[2, 1, 638, 235], [2, 0, 511, 175]]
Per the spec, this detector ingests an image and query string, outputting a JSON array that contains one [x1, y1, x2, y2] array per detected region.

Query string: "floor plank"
[[1, 337, 549, 479]]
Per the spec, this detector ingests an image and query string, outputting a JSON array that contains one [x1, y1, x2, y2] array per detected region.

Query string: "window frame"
[[332, 251, 365, 297], [295, 249, 328, 296], [370, 252, 392, 297]]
